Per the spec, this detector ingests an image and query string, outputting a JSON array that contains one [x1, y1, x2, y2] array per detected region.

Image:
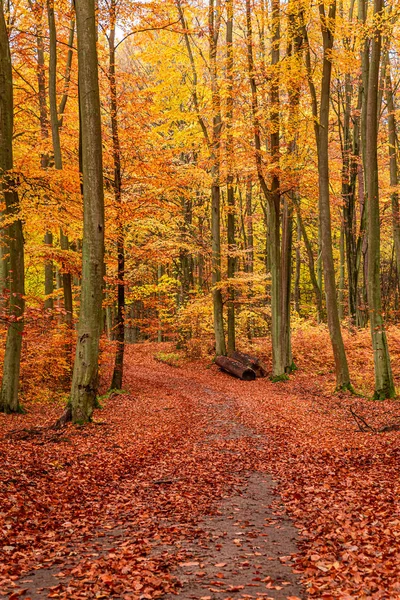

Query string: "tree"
[[209, 0, 226, 356], [69, 0, 105, 422], [366, 0, 395, 399], [245, 0, 290, 378], [108, 0, 125, 390], [0, 0, 25, 413], [47, 0, 74, 330], [303, 1, 352, 390], [226, 0, 235, 355]]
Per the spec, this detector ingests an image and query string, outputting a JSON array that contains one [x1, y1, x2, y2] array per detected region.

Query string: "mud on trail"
[[2, 342, 400, 598]]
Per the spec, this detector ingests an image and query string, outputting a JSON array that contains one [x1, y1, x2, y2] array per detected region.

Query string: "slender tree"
[[245, 0, 289, 378], [175, 0, 226, 355], [226, 0, 235, 354], [0, 0, 25, 413], [303, 2, 352, 390], [384, 53, 400, 292], [69, 0, 105, 422], [209, 0, 226, 356], [109, 0, 125, 390], [366, 0, 395, 399], [47, 0, 74, 328]]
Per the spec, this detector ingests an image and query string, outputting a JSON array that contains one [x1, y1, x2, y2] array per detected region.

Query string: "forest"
[[1, 0, 400, 597]]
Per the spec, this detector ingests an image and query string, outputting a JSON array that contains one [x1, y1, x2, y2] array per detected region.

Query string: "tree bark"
[[296, 208, 324, 322], [384, 55, 400, 294], [44, 231, 54, 310], [109, 0, 125, 390], [175, 0, 225, 355], [304, 2, 351, 389], [245, 178, 253, 274], [245, 0, 285, 378], [47, 0, 74, 328], [366, 0, 395, 399], [69, 0, 105, 422], [209, 0, 226, 356], [0, 0, 25, 413], [226, 0, 235, 355], [294, 214, 301, 316], [29, 0, 55, 310]]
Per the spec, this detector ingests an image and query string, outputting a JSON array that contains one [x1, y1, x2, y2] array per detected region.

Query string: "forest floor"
[[1, 327, 400, 599]]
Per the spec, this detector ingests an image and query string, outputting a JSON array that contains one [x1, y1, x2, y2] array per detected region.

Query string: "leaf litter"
[[1, 331, 400, 598]]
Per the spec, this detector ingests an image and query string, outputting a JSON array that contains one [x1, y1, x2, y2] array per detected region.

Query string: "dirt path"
[[157, 374, 304, 600], [3, 357, 304, 599], [164, 474, 302, 599]]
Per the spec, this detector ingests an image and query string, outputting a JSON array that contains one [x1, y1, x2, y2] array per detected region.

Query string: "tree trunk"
[[338, 224, 345, 320], [47, 0, 74, 328], [269, 0, 285, 378], [357, 0, 369, 327], [0, 0, 25, 413], [245, 178, 254, 273], [245, 0, 285, 378], [44, 231, 54, 310], [366, 0, 395, 399], [385, 56, 400, 294], [30, 0, 55, 309], [296, 208, 324, 322], [109, 0, 125, 390], [226, 0, 235, 355], [312, 2, 351, 389], [281, 197, 293, 370], [69, 0, 105, 422], [209, 0, 226, 356], [294, 214, 301, 316]]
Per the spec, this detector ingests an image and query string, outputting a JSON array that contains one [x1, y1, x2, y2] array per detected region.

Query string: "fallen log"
[[230, 350, 267, 378], [215, 356, 256, 381]]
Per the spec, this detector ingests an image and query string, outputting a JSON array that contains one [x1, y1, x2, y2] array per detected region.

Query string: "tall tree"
[[384, 51, 400, 295], [366, 0, 395, 399], [109, 0, 125, 390], [69, 0, 105, 422], [47, 0, 74, 328], [209, 0, 226, 356], [29, 0, 54, 310], [175, 0, 226, 355], [303, 1, 352, 390], [0, 0, 25, 413], [245, 0, 290, 378], [226, 0, 235, 354]]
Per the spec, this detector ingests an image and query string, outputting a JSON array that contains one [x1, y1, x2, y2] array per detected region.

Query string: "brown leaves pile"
[[1, 326, 400, 599]]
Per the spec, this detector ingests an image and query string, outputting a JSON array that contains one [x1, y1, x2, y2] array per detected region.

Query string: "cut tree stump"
[[230, 350, 267, 378], [215, 356, 256, 381]]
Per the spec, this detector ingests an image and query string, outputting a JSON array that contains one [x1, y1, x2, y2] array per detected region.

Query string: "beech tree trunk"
[[385, 57, 400, 293], [294, 214, 301, 316], [245, 179, 254, 274], [304, 2, 351, 389], [47, 0, 74, 328], [245, 0, 286, 379], [29, 1, 55, 309], [0, 0, 25, 413], [109, 0, 125, 390], [366, 0, 395, 399], [209, 0, 226, 356], [269, 0, 285, 377], [44, 231, 54, 310], [296, 208, 324, 321], [226, 0, 235, 355], [69, 0, 105, 422]]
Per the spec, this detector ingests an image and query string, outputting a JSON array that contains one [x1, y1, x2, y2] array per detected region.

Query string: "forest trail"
[[2, 343, 400, 598], [3, 355, 304, 599]]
